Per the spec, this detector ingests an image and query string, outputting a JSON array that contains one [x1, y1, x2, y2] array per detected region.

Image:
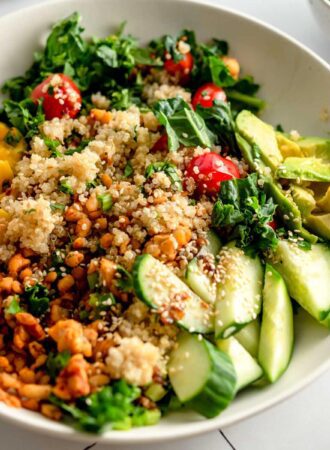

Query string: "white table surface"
[[0, 0, 329, 449]]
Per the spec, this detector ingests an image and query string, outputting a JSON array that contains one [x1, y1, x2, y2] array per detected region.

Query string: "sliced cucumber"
[[270, 240, 330, 328], [217, 337, 263, 391], [185, 230, 222, 304], [168, 332, 236, 418], [258, 264, 294, 382], [215, 245, 263, 339], [235, 319, 260, 358], [133, 254, 213, 333], [145, 383, 167, 402]]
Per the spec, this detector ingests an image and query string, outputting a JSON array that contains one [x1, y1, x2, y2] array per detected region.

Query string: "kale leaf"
[[4, 296, 22, 315], [50, 380, 160, 432], [212, 173, 278, 254], [2, 99, 45, 137], [153, 97, 214, 151]]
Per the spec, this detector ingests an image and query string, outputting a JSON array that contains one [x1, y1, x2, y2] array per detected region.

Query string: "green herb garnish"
[[24, 283, 50, 316], [46, 350, 71, 382], [145, 161, 182, 191], [97, 193, 113, 212]]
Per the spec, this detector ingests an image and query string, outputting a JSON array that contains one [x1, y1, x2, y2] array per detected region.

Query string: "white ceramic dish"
[[0, 0, 329, 444]]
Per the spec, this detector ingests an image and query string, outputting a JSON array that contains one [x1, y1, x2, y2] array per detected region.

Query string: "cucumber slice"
[[185, 230, 222, 304], [235, 319, 260, 358], [168, 332, 236, 418], [258, 264, 294, 382], [215, 246, 263, 339], [217, 337, 263, 391], [145, 383, 167, 402], [133, 254, 213, 333], [270, 240, 330, 327]]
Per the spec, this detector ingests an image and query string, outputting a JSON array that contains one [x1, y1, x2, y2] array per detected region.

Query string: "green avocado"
[[317, 186, 330, 213], [276, 157, 330, 182], [305, 213, 330, 241], [236, 133, 318, 243], [291, 185, 316, 218], [276, 133, 303, 158], [297, 137, 330, 161], [236, 110, 283, 171]]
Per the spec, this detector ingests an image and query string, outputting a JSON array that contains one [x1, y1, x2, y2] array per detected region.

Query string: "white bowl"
[[0, 0, 329, 444], [309, 0, 330, 37]]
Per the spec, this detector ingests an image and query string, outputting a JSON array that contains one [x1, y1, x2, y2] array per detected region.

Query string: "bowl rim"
[[0, 0, 329, 444]]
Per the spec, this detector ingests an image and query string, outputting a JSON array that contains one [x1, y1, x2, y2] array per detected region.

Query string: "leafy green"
[[65, 139, 90, 156], [97, 193, 113, 212], [43, 137, 62, 157], [50, 203, 65, 212], [88, 292, 115, 317], [2, 13, 157, 116], [59, 180, 74, 195], [145, 161, 182, 190], [124, 162, 134, 178], [153, 97, 214, 151], [116, 265, 134, 292], [50, 380, 160, 433], [24, 283, 50, 316], [196, 99, 237, 152], [212, 173, 278, 254], [46, 350, 71, 382], [5, 296, 22, 315], [2, 99, 45, 137]]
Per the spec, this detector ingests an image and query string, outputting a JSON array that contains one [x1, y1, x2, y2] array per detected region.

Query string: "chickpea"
[[222, 56, 240, 79], [75, 217, 92, 237], [101, 174, 112, 188], [57, 275, 75, 293], [65, 205, 84, 222], [0, 277, 13, 292], [19, 268, 33, 281], [12, 280, 23, 294], [8, 254, 30, 278], [99, 258, 117, 288], [44, 272, 58, 284], [85, 193, 99, 213], [99, 233, 113, 249], [72, 237, 87, 249], [173, 227, 192, 247], [95, 217, 108, 230], [65, 251, 84, 268], [90, 108, 112, 124]]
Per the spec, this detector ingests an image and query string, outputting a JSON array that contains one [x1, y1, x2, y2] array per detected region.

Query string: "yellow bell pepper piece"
[[0, 160, 13, 191], [0, 122, 25, 169]]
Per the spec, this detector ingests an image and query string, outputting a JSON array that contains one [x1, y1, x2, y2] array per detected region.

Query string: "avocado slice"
[[236, 133, 318, 243], [236, 110, 283, 171], [297, 137, 330, 161], [316, 186, 330, 213], [305, 213, 330, 240], [291, 185, 316, 218], [276, 133, 303, 158], [276, 157, 330, 182]]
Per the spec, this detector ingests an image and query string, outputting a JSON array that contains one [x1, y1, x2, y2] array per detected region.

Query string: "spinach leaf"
[[145, 161, 182, 191], [196, 99, 238, 152], [153, 97, 214, 151], [50, 380, 160, 432], [24, 283, 50, 316], [212, 173, 278, 254]]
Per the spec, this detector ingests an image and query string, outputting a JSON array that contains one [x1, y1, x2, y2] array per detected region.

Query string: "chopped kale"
[[46, 350, 71, 382], [145, 161, 182, 191], [24, 283, 50, 316]]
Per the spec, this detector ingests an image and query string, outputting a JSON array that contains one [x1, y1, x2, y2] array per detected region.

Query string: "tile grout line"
[[219, 429, 237, 450], [83, 443, 97, 450]]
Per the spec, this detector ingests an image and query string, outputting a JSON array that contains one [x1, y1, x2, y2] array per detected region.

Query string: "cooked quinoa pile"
[[0, 12, 325, 434]]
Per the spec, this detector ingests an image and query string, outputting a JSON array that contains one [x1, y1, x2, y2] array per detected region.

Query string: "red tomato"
[[151, 134, 168, 152], [186, 152, 240, 195], [31, 74, 82, 120], [192, 83, 227, 109], [164, 52, 194, 80], [267, 219, 278, 230]]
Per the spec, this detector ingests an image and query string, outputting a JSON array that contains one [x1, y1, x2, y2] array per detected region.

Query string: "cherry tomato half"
[[192, 83, 227, 109], [186, 152, 240, 195], [267, 219, 278, 230], [31, 74, 82, 120], [164, 52, 194, 81], [151, 134, 168, 152]]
